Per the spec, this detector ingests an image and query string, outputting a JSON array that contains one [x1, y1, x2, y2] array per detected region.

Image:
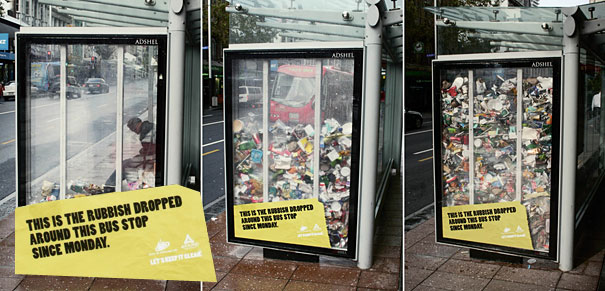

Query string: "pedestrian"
[[105, 117, 156, 191]]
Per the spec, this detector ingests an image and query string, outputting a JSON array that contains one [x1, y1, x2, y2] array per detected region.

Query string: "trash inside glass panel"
[[268, 59, 317, 202], [26, 44, 62, 204], [440, 69, 470, 206], [319, 59, 355, 249], [232, 59, 265, 204], [522, 67, 553, 252], [473, 68, 518, 204]]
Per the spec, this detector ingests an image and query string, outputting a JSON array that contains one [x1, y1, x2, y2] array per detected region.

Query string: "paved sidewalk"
[[404, 202, 605, 290], [0, 175, 403, 290]]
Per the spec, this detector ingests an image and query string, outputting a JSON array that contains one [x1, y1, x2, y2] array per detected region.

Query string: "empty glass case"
[[16, 28, 167, 206]]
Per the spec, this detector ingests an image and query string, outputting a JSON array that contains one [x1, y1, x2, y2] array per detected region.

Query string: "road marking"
[[406, 129, 432, 136], [47, 117, 59, 123], [413, 148, 433, 155], [202, 149, 220, 156], [99, 103, 108, 108], [203, 121, 224, 126], [203, 114, 213, 117], [418, 156, 433, 162], [1, 139, 15, 145], [203, 139, 224, 147], [0, 192, 15, 209], [33, 102, 59, 110], [0, 110, 15, 116]]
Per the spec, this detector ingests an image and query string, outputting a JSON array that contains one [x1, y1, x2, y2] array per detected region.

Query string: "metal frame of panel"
[[15, 27, 168, 206], [223, 42, 364, 259], [432, 52, 562, 260]]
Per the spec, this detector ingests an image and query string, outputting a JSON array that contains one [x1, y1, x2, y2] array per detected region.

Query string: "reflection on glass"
[[66, 44, 117, 197], [229, 56, 357, 250], [438, 63, 557, 253], [440, 70, 470, 206], [121, 45, 159, 190], [26, 44, 62, 204], [268, 60, 316, 202], [473, 68, 517, 204], [232, 59, 265, 204], [521, 67, 553, 252], [318, 59, 355, 249]]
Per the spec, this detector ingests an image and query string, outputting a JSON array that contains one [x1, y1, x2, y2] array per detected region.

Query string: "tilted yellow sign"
[[441, 201, 533, 250], [234, 199, 331, 248], [15, 185, 216, 282]]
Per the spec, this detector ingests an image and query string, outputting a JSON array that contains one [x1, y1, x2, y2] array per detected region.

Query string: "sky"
[[538, 0, 589, 7]]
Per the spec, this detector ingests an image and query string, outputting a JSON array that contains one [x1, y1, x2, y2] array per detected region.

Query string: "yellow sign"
[[441, 201, 533, 250], [234, 199, 330, 248], [15, 185, 216, 282]]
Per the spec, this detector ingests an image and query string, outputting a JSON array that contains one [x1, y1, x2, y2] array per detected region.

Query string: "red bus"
[[270, 64, 353, 124]]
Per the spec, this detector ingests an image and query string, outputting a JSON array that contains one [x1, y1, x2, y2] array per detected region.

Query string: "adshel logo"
[[531, 61, 553, 68], [332, 52, 354, 58], [135, 39, 159, 45]]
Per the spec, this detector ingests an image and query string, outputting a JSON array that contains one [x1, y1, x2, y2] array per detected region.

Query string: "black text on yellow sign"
[[441, 201, 533, 250], [15, 185, 216, 282], [234, 199, 331, 248]]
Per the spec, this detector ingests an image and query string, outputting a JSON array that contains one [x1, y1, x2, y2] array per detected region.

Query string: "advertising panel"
[[224, 43, 363, 258], [16, 28, 168, 206], [433, 54, 561, 259]]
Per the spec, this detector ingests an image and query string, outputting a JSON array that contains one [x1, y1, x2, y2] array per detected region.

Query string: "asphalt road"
[[404, 112, 435, 217], [0, 79, 152, 202], [201, 107, 225, 206], [0, 100, 16, 200]]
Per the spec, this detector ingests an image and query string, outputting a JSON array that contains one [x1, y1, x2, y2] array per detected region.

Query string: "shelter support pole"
[[559, 7, 581, 272], [167, 0, 186, 185], [357, 0, 384, 270]]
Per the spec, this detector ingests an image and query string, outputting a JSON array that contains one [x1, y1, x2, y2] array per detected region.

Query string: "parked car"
[[238, 86, 262, 103], [3, 81, 16, 101], [84, 78, 110, 94], [405, 109, 423, 130], [49, 76, 82, 99]]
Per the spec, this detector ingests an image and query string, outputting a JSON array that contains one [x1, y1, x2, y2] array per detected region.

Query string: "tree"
[[92, 46, 116, 79], [229, 14, 278, 45], [94, 46, 116, 60], [203, 0, 230, 53]]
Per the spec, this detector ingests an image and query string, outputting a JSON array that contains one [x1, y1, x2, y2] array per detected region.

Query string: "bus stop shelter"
[[427, 3, 605, 271]]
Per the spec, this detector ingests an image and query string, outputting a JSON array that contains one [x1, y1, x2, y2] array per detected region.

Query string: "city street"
[[0, 79, 152, 203], [0, 100, 16, 201], [202, 107, 225, 206], [404, 112, 434, 216]]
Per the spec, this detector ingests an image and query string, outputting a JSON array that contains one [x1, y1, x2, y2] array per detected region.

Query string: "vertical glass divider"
[[516, 69, 523, 201], [116, 46, 125, 193], [148, 47, 155, 125], [469, 70, 475, 205], [313, 60, 322, 199], [262, 60, 269, 203], [59, 45, 67, 200]]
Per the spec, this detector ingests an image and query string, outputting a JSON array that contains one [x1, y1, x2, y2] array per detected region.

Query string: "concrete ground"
[[0, 175, 403, 290]]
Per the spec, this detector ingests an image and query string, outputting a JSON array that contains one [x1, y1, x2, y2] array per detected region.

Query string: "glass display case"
[[224, 43, 363, 258], [16, 28, 167, 206], [433, 53, 561, 259]]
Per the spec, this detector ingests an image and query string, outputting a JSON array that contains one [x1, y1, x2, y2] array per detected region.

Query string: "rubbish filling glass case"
[[433, 55, 561, 260], [224, 45, 363, 258]]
